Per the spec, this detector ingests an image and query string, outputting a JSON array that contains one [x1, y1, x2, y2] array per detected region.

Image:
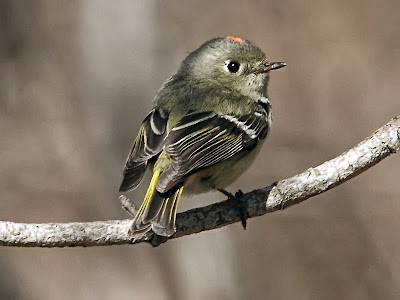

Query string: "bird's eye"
[[226, 61, 240, 73]]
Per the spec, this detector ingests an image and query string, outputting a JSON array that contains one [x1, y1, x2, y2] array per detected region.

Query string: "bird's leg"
[[217, 188, 247, 230]]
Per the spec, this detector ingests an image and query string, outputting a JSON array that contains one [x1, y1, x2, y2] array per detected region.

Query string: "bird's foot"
[[217, 188, 248, 230]]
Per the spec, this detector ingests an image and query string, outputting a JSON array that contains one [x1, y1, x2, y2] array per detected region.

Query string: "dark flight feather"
[[156, 110, 269, 193], [119, 109, 169, 192]]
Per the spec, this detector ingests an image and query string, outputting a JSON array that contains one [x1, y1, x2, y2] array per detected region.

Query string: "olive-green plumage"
[[120, 36, 285, 238]]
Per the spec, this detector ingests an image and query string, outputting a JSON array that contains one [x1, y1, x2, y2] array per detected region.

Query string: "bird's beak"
[[252, 61, 286, 74]]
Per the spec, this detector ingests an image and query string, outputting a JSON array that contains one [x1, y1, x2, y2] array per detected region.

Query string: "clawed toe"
[[217, 188, 248, 230]]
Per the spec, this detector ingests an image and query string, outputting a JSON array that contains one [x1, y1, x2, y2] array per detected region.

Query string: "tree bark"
[[0, 116, 399, 247]]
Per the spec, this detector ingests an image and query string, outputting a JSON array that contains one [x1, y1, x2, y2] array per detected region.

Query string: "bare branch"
[[1, 116, 399, 247]]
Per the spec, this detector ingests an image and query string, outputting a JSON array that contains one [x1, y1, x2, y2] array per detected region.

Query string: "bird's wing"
[[119, 109, 169, 192], [156, 110, 269, 193]]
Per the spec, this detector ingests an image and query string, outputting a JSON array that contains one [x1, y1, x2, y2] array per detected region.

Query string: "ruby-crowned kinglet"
[[120, 36, 286, 238]]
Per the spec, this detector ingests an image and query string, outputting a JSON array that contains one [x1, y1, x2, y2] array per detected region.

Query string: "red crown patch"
[[225, 36, 245, 43]]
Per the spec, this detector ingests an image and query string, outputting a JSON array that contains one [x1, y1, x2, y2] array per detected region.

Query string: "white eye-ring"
[[224, 60, 240, 73]]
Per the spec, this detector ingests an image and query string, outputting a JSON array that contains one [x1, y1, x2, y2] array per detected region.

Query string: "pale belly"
[[183, 141, 265, 194]]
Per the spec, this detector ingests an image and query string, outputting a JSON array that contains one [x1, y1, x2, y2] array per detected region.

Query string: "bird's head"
[[179, 36, 286, 99]]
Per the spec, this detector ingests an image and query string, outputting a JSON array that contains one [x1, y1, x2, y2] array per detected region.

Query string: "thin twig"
[[0, 116, 399, 247]]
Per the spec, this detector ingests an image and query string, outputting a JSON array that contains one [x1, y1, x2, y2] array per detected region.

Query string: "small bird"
[[119, 36, 286, 238]]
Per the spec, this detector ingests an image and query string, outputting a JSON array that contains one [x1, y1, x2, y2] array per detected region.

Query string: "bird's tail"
[[131, 169, 184, 238]]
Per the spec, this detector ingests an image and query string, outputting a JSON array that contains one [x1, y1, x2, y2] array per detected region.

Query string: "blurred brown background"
[[0, 0, 399, 299]]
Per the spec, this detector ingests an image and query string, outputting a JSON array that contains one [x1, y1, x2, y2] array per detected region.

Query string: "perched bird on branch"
[[119, 36, 286, 238]]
